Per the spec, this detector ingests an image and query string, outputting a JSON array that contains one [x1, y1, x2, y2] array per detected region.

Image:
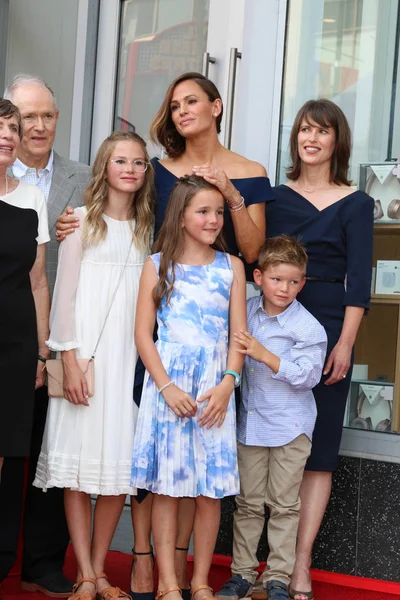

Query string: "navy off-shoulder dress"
[[152, 158, 274, 251], [267, 185, 374, 471]]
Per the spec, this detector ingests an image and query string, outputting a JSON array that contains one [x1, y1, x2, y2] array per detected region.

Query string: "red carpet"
[[1, 547, 399, 600]]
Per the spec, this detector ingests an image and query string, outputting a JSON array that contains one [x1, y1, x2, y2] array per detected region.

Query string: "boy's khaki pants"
[[231, 435, 311, 586]]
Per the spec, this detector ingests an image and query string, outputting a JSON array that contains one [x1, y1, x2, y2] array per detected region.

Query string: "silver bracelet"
[[158, 380, 175, 394], [228, 196, 245, 212]]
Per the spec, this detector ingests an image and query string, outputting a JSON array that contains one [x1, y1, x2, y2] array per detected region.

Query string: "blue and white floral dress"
[[131, 250, 239, 498]]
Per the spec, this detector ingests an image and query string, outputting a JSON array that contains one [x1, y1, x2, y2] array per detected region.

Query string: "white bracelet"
[[158, 380, 175, 394]]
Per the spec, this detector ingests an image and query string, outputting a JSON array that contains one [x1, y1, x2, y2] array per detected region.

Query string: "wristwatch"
[[223, 370, 241, 388]]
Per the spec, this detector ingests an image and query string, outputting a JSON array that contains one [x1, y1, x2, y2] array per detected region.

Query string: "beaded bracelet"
[[158, 380, 176, 394]]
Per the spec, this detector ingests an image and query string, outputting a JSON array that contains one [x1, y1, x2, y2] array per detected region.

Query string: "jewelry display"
[[375, 260, 400, 294], [345, 379, 393, 433], [349, 160, 400, 437], [359, 161, 400, 223], [387, 199, 400, 220], [374, 199, 384, 220]]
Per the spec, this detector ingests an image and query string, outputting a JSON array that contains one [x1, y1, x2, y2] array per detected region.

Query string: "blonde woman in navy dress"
[[266, 100, 373, 600], [131, 175, 246, 600]]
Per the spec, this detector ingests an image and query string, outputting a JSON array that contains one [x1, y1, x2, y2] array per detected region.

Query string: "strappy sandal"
[[190, 585, 217, 600], [175, 547, 191, 600], [288, 588, 314, 600], [130, 548, 155, 600], [96, 573, 130, 600], [265, 581, 289, 600], [156, 586, 182, 600], [69, 578, 97, 600]]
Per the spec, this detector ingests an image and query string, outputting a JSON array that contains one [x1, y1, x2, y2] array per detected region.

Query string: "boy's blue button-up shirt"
[[238, 296, 328, 447]]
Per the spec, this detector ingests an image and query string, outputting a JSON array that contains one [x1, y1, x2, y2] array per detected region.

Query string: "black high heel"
[[175, 547, 191, 600], [130, 548, 155, 600]]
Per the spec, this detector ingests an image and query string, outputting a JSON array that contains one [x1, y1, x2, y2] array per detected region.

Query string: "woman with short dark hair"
[[0, 97, 50, 471], [266, 99, 373, 600]]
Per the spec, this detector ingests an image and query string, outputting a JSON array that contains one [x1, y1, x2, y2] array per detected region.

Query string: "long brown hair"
[[83, 131, 154, 251], [153, 175, 226, 308], [286, 99, 352, 186], [150, 72, 223, 159]]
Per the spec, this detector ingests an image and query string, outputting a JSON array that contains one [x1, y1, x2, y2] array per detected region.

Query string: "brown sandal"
[[156, 586, 182, 600], [190, 585, 217, 600], [96, 573, 131, 600], [69, 578, 97, 600]]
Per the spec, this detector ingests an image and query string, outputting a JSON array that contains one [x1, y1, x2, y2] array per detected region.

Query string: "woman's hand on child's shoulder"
[[162, 385, 197, 419], [197, 378, 234, 429]]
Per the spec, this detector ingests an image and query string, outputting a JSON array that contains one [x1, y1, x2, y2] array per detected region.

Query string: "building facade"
[[1, 0, 400, 582]]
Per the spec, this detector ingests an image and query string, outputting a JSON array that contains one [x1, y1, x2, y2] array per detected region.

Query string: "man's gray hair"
[[4, 74, 57, 108]]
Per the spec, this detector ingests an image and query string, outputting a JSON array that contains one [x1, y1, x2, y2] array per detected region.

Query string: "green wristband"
[[223, 370, 241, 388]]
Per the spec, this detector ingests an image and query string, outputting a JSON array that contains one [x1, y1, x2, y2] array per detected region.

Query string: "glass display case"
[[344, 160, 400, 435]]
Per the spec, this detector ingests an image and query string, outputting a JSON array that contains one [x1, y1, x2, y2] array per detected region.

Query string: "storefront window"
[[3, 0, 79, 157], [114, 0, 210, 151], [278, 0, 400, 442], [277, 0, 400, 183]]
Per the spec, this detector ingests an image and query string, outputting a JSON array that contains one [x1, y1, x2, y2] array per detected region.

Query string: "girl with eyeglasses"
[[33, 131, 155, 600]]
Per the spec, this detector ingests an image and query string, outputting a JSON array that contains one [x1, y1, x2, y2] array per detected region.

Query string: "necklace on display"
[[297, 180, 330, 194]]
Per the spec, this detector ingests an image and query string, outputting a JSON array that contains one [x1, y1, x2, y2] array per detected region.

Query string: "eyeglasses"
[[108, 159, 149, 173]]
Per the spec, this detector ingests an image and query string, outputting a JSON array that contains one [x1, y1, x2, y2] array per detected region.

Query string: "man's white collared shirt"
[[12, 150, 54, 201]]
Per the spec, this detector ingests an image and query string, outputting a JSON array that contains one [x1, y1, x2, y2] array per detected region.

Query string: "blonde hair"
[[257, 235, 308, 273], [83, 131, 154, 251], [153, 174, 226, 308]]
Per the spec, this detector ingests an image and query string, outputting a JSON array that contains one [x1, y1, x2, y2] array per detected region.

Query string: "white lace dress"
[[33, 207, 145, 495]]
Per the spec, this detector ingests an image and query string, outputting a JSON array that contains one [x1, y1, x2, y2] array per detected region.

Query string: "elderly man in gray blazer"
[[0, 74, 91, 597]]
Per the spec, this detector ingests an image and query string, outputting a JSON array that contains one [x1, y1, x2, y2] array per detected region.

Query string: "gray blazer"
[[46, 152, 91, 293], [9, 152, 91, 294]]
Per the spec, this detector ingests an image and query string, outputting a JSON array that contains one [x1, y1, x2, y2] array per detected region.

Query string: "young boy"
[[217, 235, 327, 600]]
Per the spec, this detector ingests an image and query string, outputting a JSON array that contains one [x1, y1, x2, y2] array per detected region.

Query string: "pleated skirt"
[[131, 340, 239, 498]]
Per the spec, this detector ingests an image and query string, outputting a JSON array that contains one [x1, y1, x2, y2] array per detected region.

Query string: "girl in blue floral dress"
[[131, 175, 246, 600]]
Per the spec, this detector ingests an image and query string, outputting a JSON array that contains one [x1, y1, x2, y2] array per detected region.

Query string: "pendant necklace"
[[297, 180, 330, 194]]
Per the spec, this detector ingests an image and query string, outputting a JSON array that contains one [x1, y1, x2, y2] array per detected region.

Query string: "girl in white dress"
[[33, 131, 154, 600]]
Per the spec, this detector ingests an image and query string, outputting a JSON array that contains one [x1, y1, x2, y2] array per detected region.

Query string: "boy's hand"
[[197, 378, 234, 429], [234, 330, 266, 362]]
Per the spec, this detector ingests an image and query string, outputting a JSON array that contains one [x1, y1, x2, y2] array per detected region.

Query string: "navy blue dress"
[[152, 157, 274, 253], [267, 186, 374, 471]]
